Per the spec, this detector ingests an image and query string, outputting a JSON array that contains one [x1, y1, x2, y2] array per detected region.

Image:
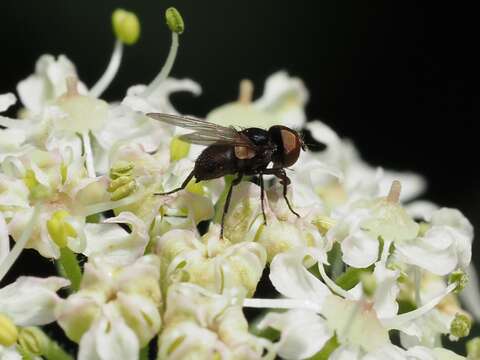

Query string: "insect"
[[147, 113, 306, 237]]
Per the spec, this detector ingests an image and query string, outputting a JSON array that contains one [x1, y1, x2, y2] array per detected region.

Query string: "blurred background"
[[1, 0, 478, 355]]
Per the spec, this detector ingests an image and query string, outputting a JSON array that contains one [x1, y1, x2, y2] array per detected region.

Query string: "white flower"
[[16, 54, 88, 115], [159, 283, 274, 360], [156, 226, 266, 296], [207, 71, 308, 129], [396, 208, 473, 275], [56, 255, 161, 355], [306, 120, 426, 203], [244, 247, 457, 358]]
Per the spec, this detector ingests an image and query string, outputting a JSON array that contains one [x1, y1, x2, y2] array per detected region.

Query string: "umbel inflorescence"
[[0, 7, 478, 360]]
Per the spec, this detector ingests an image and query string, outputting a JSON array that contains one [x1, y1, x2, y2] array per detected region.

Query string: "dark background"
[[1, 0, 478, 355]]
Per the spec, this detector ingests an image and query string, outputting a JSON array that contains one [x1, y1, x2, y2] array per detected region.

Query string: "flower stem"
[[90, 39, 123, 98], [57, 247, 82, 292], [81, 131, 96, 178], [0, 204, 41, 283], [143, 32, 179, 98]]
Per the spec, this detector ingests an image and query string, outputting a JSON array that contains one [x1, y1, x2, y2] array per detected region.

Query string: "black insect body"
[[147, 113, 305, 237]]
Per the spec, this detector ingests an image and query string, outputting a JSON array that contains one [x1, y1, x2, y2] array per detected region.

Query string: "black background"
[[1, 0, 478, 355]]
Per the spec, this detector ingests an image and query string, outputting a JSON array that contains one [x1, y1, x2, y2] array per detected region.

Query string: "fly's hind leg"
[[155, 170, 195, 196], [220, 173, 243, 239]]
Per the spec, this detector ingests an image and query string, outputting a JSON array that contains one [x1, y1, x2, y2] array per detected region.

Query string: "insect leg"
[[259, 173, 267, 225], [220, 173, 243, 238], [154, 170, 195, 196], [264, 168, 300, 218]]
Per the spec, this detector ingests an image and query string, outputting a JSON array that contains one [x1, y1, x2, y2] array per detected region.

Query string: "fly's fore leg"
[[263, 168, 300, 218], [220, 173, 243, 238], [155, 170, 195, 196], [259, 173, 267, 225]]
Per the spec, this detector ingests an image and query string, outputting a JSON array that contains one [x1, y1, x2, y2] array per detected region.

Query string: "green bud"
[[449, 269, 469, 294], [112, 9, 140, 45], [450, 313, 471, 339], [18, 327, 48, 356], [0, 313, 18, 347], [467, 337, 480, 359], [165, 7, 184, 34], [110, 180, 137, 201], [110, 161, 134, 179], [418, 222, 430, 237], [360, 273, 377, 297], [170, 136, 190, 161], [47, 210, 77, 248]]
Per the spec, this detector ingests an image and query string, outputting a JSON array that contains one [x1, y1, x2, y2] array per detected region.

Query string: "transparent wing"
[[147, 113, 256, 148]]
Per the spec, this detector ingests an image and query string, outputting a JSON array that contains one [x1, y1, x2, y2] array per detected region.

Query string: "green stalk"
[[57, 247, 82, 292]]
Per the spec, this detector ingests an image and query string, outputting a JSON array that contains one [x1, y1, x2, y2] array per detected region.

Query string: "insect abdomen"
[[193, 145, 237, 181]]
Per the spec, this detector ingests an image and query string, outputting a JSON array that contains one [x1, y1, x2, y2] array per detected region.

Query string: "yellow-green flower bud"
[[449, 269, 469, 294], [110, 181, 137, 201], [0, 313, 18, 347], [170, 136, 190, 161], [450, 313, 471, 339], [112, 9, 140, 45], [18, 327, 48, 356], [313, 216, 336, 235], [47, 210, 77, 248], [360, 273, 377, 297], [110, 161, 134, 179], [467, 337, 480, 359], [165, 7, 184, 34]]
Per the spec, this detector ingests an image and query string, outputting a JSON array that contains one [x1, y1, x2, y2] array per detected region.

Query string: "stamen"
[[81, 131, 96, 178], [381, 283, 457, 330], [238, 79, 254, 104], [143, 8, 184, 98], [318, 263, 350, 299], [387, 180, 401, 203], [414, 266, 422, 306], [243, 297, 320, 312], [0, 204, 42, 283], [90, 9, 140, 98], [90, 40, 124, 98]]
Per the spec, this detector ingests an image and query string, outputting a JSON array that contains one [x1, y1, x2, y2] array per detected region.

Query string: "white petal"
[[253, 71, 309, 128], [0, 276, 69, 326], [269, 249, 329, 309], [341, 229, 379, 268], [0, 345, 22, 360], [258, 309, 332, 360], [460, 263, 480, 321], [0, 93, 16, 112], [373, 262, 399, 319], [363, 345, 408, 360], [78, 305, 139, 360], [83, 212, 148, 266], [395, 228, 458, 275], [0, 212, 9, 263], [405, 200, 439, 221]]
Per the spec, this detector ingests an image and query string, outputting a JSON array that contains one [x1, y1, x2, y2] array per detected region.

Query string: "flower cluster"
[[0, 7, 478, 360]]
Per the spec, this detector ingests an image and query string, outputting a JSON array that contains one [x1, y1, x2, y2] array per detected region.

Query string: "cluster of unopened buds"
[[1, 7, 479, 360]]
